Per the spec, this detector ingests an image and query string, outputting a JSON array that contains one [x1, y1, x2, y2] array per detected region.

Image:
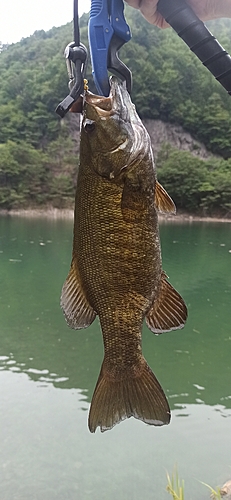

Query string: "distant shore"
[[1, 208, 231, 223], [0, 208, 75, 219]]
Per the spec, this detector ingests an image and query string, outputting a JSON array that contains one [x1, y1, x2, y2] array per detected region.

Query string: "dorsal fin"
[[61, 261, 96, 329], [154, 181, 176, 214], [145, 271, 187, 334]]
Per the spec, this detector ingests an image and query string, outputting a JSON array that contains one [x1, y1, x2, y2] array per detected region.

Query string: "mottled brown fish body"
[[61, 78, 187, 432]]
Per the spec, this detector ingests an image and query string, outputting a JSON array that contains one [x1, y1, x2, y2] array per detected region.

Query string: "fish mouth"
[[84, 93, 113, 115], [85, 77, 132, 121]]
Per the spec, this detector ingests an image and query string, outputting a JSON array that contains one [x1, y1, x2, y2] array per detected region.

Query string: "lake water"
[[0, 215, 231, 500]]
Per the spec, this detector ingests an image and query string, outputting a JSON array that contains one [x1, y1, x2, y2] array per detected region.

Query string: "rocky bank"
[[66, 113, 218, 160]]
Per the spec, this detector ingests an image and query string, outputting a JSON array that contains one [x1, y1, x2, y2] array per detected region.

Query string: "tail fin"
[[88, 357, 170, 433]]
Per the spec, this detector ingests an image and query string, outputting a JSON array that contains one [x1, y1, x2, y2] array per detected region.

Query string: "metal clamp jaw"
[[88, 0, 132, 96], [55, 41, 88, 118]]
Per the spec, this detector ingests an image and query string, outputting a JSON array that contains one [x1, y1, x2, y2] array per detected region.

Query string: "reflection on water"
[[0, 216, 231, 499]]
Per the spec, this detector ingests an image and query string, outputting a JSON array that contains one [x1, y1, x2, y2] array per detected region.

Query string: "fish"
[[61, 77, 187, 433]]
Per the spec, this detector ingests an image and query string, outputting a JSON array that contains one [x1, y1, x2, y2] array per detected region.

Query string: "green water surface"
[[0, 215, 231, 500]]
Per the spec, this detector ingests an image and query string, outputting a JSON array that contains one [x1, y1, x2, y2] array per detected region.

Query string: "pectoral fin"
[[146, 271, 187, 334], [154, 181, 176, 214], [61, 261, 96, 329]]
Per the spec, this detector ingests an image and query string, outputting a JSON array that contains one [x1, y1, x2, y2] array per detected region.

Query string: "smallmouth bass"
[[61, 78, 187, 433]]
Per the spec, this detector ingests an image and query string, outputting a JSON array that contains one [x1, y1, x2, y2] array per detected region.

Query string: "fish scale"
[[76, 165, 155, 303]]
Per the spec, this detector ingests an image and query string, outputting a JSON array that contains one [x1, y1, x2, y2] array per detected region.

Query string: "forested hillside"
[[0, 9, 231, 215]]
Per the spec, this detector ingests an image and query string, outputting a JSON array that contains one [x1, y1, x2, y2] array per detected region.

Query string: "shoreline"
[[0, 208, 231, 223]]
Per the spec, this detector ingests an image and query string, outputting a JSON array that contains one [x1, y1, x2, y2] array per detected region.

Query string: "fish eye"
[[84, 120, 96, 133]]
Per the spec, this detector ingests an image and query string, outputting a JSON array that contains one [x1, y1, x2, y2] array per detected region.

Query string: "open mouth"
[[84, 78, 131, 124], [85, 92, 113, 117], [84, 77, 124, 116]]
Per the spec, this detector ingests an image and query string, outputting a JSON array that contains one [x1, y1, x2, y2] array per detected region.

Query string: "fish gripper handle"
[[157, 0, 231, 95]]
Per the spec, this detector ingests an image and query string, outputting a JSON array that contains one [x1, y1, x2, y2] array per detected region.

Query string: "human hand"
[[124, 0, 231, 28]]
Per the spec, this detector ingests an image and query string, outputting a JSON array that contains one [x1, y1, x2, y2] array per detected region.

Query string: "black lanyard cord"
[[73, 0, 80, 47]]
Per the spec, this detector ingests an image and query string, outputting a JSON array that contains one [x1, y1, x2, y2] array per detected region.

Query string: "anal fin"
[[155, 181, 176, 214], [146, 271, 187, 334], [61, 261, 96, 329]]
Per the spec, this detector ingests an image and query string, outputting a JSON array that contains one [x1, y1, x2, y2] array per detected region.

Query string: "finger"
[[125, 0, 169, 28], [140, 0, 169, 27], [141, 9, 169, 27]]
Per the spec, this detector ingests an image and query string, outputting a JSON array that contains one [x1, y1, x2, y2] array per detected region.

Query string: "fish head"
[[81, 77, 150, 180]]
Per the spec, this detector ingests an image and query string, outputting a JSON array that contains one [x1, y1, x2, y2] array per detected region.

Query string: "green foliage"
[[166, 467, 185, 500], [0, 138, 78, 210], [0, 11, 231, 211], [200, 481, 222, 499], [166, 468, 226, 499], [0, 22, 81, 209], [0, 141, 50, 209], [0, 23, 83, 145], [157, 145, 231, 216]]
